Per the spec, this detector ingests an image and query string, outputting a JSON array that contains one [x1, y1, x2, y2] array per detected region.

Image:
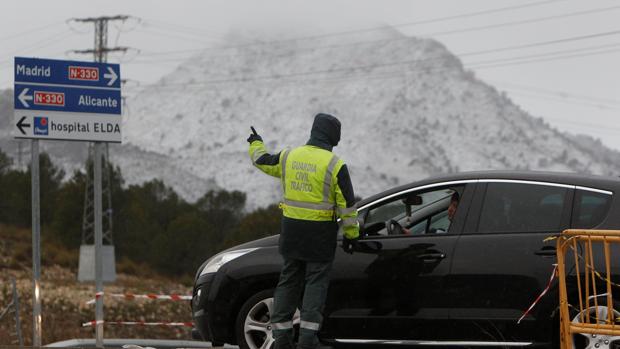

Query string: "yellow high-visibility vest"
[[249, 141, 359, 239]]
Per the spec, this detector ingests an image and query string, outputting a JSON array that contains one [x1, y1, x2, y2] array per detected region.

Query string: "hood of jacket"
[[306, 113, 341, 151]]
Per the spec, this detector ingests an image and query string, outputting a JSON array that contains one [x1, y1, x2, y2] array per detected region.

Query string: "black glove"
[[341, 237, 358, 254], [247, 133, 262, 143]]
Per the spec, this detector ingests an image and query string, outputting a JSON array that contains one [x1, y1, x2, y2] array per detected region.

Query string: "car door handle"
[[418, 253, 446, 261], [535, 246, 557, 257]]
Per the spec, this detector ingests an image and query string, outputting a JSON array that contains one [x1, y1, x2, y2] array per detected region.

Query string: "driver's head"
[[448, 192, 460, 221]]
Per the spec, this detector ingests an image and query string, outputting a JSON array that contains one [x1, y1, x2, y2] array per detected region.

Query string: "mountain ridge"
[[2, 28, 620, 208]]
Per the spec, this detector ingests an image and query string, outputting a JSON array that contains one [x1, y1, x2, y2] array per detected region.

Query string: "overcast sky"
[[1, 0, 619, 149]]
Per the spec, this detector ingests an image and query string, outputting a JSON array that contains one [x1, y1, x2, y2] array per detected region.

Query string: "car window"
[[571, 190, 612, 228], [365, 200, 406, 227], [363, 186, 462, 236], [477, 183, 568, 233], [429, 210, 450, 233], [409, 219, 427, 235]]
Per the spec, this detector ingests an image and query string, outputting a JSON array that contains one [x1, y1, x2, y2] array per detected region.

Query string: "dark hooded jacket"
[[253, 113, 356, 261]]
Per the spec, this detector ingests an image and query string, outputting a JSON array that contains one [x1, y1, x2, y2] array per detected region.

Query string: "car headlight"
[[199, 248, 258, 276]]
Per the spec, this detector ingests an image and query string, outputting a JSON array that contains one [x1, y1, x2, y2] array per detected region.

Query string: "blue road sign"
[[14, 84, 121, 114], [13, 57, 122, 143], [15, 57, 121, 88]]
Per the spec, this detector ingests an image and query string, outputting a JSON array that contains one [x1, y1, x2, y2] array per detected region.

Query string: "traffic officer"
[[247, 113, 359, 349]]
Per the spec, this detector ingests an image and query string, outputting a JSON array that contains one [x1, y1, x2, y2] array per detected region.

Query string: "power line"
[[269, 0, 566, 43], [149, 37, 620, 74], [0, 21, 64, 42], [130, 0, 568, 59], [458, 29, 620, 57], [137, 28, 221, 44], [470, 46, 620, 69], [0, 29, 75, 64], [141, 19, 227, 40], [394, 0, 567, 27], [502, 89, 620, 111], [488, 80, 620, 106], [132, 13, 620, 67], [539, 115, 620, 134], [120, 29, 620, 90], [465, 41, 620, 66], [423, 5, 620, 37]]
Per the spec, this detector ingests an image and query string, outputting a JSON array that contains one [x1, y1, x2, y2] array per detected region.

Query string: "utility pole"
[[71, 15, 129, 249], [69, 15, 129, 348]]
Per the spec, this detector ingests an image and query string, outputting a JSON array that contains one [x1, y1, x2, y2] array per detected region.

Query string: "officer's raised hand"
[[341, 236, 358, 254], [247, 126, 263, 143]]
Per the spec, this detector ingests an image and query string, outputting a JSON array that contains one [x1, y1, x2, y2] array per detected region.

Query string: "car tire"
[[235, 289, 301, 349]]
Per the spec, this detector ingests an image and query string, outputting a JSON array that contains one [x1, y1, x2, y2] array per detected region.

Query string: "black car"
[[191, 171, 620, 349]]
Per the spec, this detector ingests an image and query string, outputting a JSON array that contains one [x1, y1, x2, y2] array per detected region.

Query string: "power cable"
[[0, 29, 74, 63], [470, 46, 620, 69], [0, 21, 65, 42], [65, 19, 93, 34], [488, 80, 620, 106], [259, 0, 567, 43], [501, 89, 620, 111], [132, 38, 620, 69], [423, 5, 620, 37], [137, 28, 222, 44], [538, 115, 620, 134], [133, 14, 620, 66], [132, 0, 568, 57], [121, 33, 620, 90], [458, 29, 620, 57], [465, 41, 620, 66], [112, 16, 143, 34], [392, 0, 567, 27], [141, 19, 227, 40]]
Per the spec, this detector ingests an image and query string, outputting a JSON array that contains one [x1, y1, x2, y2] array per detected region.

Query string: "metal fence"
[[557, 229, 620, 349]]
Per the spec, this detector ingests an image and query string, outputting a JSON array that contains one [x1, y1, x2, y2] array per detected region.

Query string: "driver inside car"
[[402, 191, 460, 234]]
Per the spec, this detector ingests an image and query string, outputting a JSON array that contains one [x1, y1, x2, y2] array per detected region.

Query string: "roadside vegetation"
[[0, 148, 281, 344]]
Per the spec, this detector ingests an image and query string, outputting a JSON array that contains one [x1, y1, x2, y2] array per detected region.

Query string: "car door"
[[322, 182, 476, 343], [446, 180, 574, 345]]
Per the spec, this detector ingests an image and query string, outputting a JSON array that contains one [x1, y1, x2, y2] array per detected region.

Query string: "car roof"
[[357, 170, 620, 207]]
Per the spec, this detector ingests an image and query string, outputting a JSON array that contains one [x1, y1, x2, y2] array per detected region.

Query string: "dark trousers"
[[271, 258, 333, 349]]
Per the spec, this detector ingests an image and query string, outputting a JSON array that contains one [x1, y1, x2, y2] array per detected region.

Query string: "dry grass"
[[0, 225, 193, 345]]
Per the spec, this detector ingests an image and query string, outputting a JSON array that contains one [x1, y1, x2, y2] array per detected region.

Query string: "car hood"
[[194, 235, 280, 281], [229, 234, 280, 250]]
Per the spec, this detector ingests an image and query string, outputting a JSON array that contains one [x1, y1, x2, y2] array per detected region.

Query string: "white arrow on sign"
[[18, 88, 33, 108], [103, 67, 118, 86]]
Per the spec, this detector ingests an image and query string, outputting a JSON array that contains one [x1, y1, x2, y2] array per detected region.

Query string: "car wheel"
[[571, 305, 620, 349], [235, 289, 300, 349]]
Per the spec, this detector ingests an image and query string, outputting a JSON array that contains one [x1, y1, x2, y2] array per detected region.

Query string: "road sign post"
[[13, 57, 121, 347], [31, 139, 41, 347], [94, 142, 103, 347]]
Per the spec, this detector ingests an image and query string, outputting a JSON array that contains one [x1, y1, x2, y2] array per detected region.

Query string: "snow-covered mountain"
[[3, 28, 620, 208]]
